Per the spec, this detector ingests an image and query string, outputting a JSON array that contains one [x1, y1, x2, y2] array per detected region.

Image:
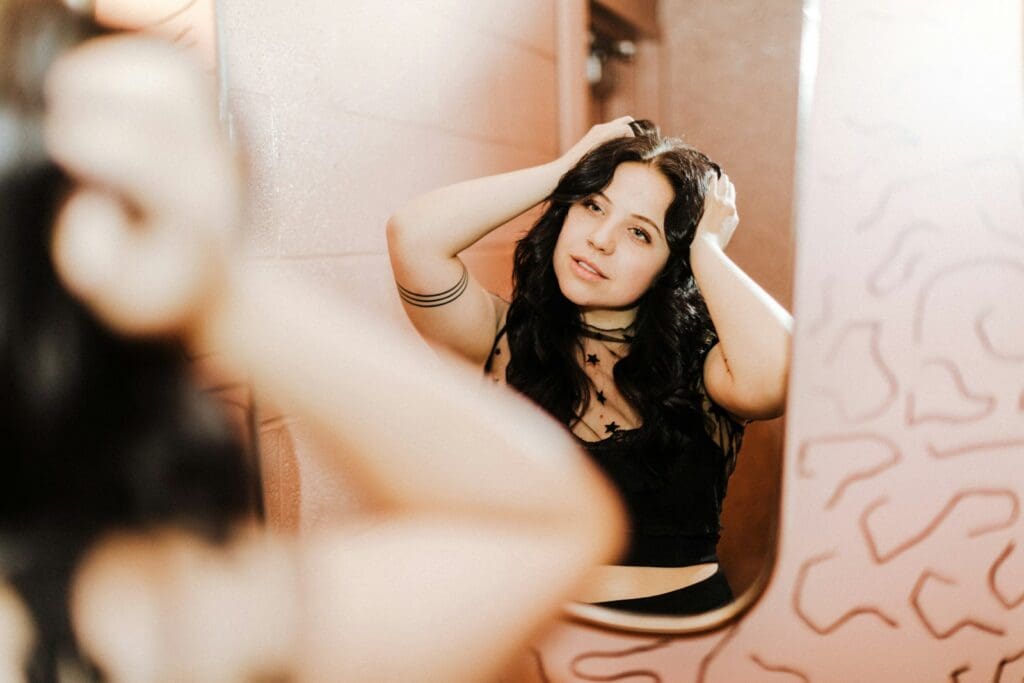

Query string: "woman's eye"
[[584, 200, 602, 213], [629, 227, 651, 243]]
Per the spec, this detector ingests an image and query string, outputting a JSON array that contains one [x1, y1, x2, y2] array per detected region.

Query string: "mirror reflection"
[[220, 0, 801, 626], [388, 117, 790, 617]]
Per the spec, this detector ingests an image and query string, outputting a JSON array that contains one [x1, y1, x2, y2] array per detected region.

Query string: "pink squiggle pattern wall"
[[526, 1, 1024, 680]]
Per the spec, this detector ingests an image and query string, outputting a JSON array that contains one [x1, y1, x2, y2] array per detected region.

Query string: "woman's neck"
[[580, 306, 638, 332]]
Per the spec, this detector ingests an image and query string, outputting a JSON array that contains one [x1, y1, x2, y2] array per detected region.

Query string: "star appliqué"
[[595, 390, 607, 404], [586, 353, 600, 365], [604, 421, 620, 434]]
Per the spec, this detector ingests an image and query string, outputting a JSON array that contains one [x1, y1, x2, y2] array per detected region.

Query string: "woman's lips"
[[570, 256, 607, 281]]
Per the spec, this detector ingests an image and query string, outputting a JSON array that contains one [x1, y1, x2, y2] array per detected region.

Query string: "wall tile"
[[228, 87, 281, 257], [269, 104, 550, 257], [222, 2, 557, 153], [421, 0, 556, 57]]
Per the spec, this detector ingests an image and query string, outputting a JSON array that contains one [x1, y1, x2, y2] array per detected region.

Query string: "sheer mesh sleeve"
[[695, 364, 746, 477]]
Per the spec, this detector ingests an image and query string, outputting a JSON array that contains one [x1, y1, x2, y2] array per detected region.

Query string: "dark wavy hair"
[[505, 122, 721, 432], [1, 2, 254, 680]]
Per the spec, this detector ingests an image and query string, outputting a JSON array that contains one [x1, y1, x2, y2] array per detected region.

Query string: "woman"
[[387, 117, 792, 615], [0, 2, 625, 680]]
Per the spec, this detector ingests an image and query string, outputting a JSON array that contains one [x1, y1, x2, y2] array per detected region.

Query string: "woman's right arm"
[[46, 35, 626, 683], [386, 117, 637, 365]]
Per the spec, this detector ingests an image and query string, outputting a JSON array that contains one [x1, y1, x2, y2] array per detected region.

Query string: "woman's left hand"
[[693, 172, 739, 251], [44, 34, 241, 339]]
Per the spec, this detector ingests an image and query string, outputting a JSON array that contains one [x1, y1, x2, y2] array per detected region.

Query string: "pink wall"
[[219, 1, 560, 530]]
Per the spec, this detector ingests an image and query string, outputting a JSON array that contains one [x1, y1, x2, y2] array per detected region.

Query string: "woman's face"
[[553, 162, 674, 316]]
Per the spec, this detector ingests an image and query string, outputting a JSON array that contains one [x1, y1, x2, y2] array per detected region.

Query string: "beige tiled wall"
[[220, 0, 560, 530]]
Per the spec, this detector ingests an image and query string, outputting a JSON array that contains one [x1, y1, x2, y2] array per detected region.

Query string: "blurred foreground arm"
[[45, 35, 624, 682]]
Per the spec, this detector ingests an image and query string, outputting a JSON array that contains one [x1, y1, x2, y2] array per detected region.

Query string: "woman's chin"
[[556, 280, 596, 309], [555, 273, 640, 312]]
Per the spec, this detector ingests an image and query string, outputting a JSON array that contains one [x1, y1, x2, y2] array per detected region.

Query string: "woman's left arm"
[[689, 174, 793, 421]]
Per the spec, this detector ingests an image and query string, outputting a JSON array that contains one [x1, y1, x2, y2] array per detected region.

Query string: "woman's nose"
[[586, 220, 616, 254]]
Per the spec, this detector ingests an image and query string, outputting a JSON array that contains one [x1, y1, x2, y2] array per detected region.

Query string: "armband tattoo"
[[396, 263, 469, 308]]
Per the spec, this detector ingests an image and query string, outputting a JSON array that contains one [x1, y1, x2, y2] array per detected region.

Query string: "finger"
[[726, 176, 736, 202], [52, 188, 189, 335], [46, 101, 228, 228], [45, 34, 204, 114], [51, 187, 133, 306], [44, 36, 218, 212], [610, 116, 635, 138], [45, 107, 165, 217], [718, 174, 733, 200], [704, 173, 719, 196], [72, 533, 169, 683], [57, 189, 219, 337], [0, 582, 33, 681]]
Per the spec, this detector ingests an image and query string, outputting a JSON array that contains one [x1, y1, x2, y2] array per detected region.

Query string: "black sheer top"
[[485, 317, 744, 568]]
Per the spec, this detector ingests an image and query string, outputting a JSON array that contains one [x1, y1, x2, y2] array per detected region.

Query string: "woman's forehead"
[[601, 163, 674, 217]]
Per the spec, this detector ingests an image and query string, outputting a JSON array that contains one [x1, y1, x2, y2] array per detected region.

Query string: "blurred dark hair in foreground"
[[0, 1, 253, 679]]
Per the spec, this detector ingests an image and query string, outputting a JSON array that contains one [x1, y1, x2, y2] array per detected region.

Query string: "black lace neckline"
[[571, 422, 646, 446], [576, 320, 635, 344]]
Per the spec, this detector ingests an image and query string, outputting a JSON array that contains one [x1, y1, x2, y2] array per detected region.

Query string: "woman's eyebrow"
[[596, 192, 664, 236], [632, 213, 663, 236]]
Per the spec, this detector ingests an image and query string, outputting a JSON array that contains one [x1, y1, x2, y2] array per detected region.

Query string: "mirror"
[[216, 0, 804, 631]]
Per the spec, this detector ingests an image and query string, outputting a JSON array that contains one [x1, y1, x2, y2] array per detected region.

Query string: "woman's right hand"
[[558, 115, 638, 170]]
